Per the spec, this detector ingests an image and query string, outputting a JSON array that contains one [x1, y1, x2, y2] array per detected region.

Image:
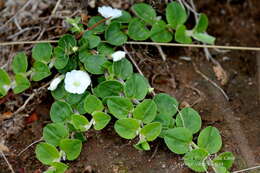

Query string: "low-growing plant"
[[0, 2, 234, 172]]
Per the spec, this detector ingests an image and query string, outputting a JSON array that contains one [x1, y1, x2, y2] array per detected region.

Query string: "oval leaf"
[[13, 74, 30, 94], [166, 2, 187, 29], [128, 18, 150, 41], [132, 3, 156, 24], [124, 73, 149, 100], [83, 55, 107, 74], [175, 25, 192, 44], [133, 99, 157, 124], [54, 47, 69, 70], [184, 148, 209, 172], [113, 58, 133, 80], [32, 43, 52, 63], [94, 80, 123, 99], [92, 111, 111, 130], [84, 94, 104, 114], [151, 20, 173, 43], [198, 126, 222, 154], [50, 101, 73, 123], [43, 123, 69, 146], [164, 127, 192, 154], [71, 114, 89, 131], [213, 152, 235, 169], [141, 122, 162, 141], [107, 96, 133, 119], [175, 107, 202, 134], [114, 118, 140, 139], [105, 22, 127, 46], [154, 93, 179, 117], [36, 142, 60, 165], [32, 61, 51, 81], [60, 139, 82, 161], [12, 52, 28, 74]]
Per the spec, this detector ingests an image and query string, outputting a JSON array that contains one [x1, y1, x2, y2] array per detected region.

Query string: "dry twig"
[[0, 151, 15, 173], [192, 62, 229, 101], [18, 138, 43, 156]]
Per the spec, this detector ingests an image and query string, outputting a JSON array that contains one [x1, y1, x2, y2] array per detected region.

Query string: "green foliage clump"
[[0, 2, 234, 173]]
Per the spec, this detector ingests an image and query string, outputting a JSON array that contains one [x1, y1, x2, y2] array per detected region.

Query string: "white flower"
[[64, 70, 91, 94], [98, 6, 122, 20], [48, 75, 64, 91], [111, 51, 126, 62]]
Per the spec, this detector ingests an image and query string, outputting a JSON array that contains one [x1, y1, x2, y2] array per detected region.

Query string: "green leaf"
[[12, 52, 28, 74], [32, 61, 51, 81], [74, 93, 89, 115], [97, 43, 114, 56], [124, 73, 149, 100], [60, 139, 82, 161], [43, 123, 69, 146], [83, 35, 101, 49], [166, 2, 187, 29], [92, 111, 111, 130], [107, 96, 134, 119], [87, 16, 106, 33], [84, 94, 104, 114], [83, 55, 107, 74], [51, 82, 67, 100], [192, 33, 216, 44], [32, 43, 52, 63], [114, 11, 132, 23], [141, 122, 162, 141], [133, 99, 157, 124], [13, 74, 30, 94], [213, 152, 235, 169], [175, 107, 202, 134], [198, 126, 222, 154], [134, 140, 150, 151], [214, 166, 230, 173], [175, 25, 192, 44], [49, 162, 68, 173], [194, 13, 208, 33], [132, 3, 156, 24], [153, 93, 179, 117], [65, 93, 86, 106], [71, 114, 89, 131], [54, 47, 69, 70], [36, 142, 60, 165], [150, 20, 173, 43], [113, 58, 133, 80], [50, 101, 73, 123], [105, 22, 127, 46], [58, 34, 77, 52], [57, 56, 77, 74], [0, 69, 11, 85], [153, 113, 175, 130], [114, 118, 140, 139], [0, 69, 11, 97], [79, 50, 92, 63], [128, 18, 150, 41], [184, 148, 209, 172], [94, 80, 123, 99], [164, 127, 193, 154]]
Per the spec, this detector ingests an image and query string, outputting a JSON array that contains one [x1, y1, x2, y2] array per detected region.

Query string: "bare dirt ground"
[[0, 0, 260, 173]]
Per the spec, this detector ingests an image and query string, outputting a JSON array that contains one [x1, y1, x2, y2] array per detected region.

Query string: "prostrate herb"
[[1, 2, 234, 173]]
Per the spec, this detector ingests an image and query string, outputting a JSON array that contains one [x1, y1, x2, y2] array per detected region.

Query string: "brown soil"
[[1, 0, 260, 173]]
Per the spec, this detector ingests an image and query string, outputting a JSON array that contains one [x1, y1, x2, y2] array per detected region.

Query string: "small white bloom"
[[64, 70, 91, 94], [111, 51, 126, 62], [98, 6, 122, 20], [48, 75, 64, 91]]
